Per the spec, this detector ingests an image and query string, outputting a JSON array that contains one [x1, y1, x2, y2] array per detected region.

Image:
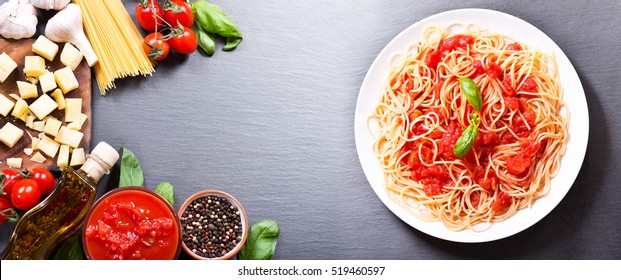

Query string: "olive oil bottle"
[[1, 142, 119, 259]]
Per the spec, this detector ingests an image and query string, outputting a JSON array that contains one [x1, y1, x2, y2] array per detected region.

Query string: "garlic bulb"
[[45, 3, 98, 67], [30, 0, 70, 11], [0, 0, 37, 39]]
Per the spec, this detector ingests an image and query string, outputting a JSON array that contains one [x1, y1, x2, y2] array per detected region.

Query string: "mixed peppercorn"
[[180, 195, 243, 258]]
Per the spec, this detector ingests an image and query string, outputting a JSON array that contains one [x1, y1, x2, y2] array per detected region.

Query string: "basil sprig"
[[191, 0, 243, 52], [238, 220, 280, 260], [453, 114, 481, 158], [452, 78, 484, 158]]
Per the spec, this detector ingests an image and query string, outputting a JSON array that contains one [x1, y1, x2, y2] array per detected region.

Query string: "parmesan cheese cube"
[[8, 93, 20, 101], [50, 89, 66, 110], [38, 134, 60, 158], [29, 94, 58, 120], [17, 81, 38, 99], [0, 94, 15, 116], [79, 113, 88, 126], [57, 145, 70, 167], [31, 137, 40, 150], [60, 43, 83, 71], [24, 56, 46, 77], [0, 52, 18, 83], [17, 110, 28, 122], [26, 115, 35, 128], [70, 148, 85, 166], [39, 71, 57, 93], [43, 117, 62, 137], [54, 126, 83, 148], [26, 76, 38, 85], [67, 121, 81, 130], [0, 122, 23, 148], [31, 152, 46, 163], [11, 98, 28, 118], [54, 66, 79, 93], [32, 36, 59, 61], [6, 158, 22, 169], [24, 148, 33, 156], [32, 121, 45, 132], [64, 98, 81, 122]]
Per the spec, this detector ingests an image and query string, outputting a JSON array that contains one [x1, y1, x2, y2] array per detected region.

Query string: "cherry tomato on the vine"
[[136, 0, 164, 32], [11, 179, 41, 210], [163, 0, 194, 28], [169, 27, 198, 54], [0, 197, 18, 224], [31, 168, 55, 196], [1, 169, 22, 198], [143, 32, 170, 61]]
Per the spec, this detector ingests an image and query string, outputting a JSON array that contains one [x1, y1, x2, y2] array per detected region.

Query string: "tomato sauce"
[[83, 188, 180, 260]]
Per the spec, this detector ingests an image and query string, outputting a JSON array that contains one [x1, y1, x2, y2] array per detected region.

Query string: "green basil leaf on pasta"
[[453, 124, 479, 159], [458, 77, 483, 113]]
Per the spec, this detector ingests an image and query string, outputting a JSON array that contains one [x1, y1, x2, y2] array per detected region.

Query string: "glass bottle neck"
[[79, 154, 112, 183]]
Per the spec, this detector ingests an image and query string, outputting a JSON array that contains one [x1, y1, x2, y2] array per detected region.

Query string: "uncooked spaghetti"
[[73, 0, 155, 95], [371, 24, 568, 231]]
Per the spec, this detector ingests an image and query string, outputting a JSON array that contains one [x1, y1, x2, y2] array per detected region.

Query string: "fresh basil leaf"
[[155, 182, 174, 206], [223, 37, 243, 51], [239, 220, 280, 260], [192, 22, 216, 55], [191, 0, 243, 51], [453, 124, 479, 159], [119, 147, 144, 187], [53, 235, 85, 260], [458, 77, 482, 113]]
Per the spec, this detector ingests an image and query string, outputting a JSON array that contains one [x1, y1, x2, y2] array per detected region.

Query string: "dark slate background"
[[1, 0, 619, 259]]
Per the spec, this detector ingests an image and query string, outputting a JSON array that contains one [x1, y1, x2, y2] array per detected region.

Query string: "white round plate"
[[354, 9, 589, 243]]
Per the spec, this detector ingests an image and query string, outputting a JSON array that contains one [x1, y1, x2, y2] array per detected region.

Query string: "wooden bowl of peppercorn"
[[178, 190, 248, 260]]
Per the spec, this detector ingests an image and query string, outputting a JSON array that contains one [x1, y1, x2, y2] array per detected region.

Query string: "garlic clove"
[[31, 0, 71, 11], [45, 3, 98, 67]]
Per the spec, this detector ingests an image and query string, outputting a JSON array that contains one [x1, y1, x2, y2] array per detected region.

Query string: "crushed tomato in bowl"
[[83, 187, 181, 260]]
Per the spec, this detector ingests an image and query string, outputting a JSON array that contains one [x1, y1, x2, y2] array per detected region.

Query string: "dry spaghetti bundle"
[[74, 0, 155, 94]]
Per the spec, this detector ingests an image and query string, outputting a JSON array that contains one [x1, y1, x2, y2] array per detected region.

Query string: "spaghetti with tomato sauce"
[[372, 24, 568, 230]]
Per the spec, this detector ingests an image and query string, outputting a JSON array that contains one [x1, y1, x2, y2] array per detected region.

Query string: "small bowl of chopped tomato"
[[178, 190, 248, 260], [82, 187, 182, 260]]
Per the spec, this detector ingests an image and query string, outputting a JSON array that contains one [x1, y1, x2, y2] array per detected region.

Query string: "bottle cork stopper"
[[90, 142, 120, 168]]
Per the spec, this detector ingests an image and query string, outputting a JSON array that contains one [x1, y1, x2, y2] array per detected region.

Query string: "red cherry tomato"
[[2, 169, 22, 198], [136, 1, 164, 32], [163, 0, 194, 28], [0, 197, 18, 224], [169, 27, 197, 54], [11, 179, 41, 210], [31, 168, 55, 196], [143, 32, 170, 61]]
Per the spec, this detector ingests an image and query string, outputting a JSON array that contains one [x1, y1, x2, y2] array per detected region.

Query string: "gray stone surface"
[[1, 0, 620, 259]]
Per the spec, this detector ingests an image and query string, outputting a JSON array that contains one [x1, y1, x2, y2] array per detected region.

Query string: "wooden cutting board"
[[0, 38, 92, 171]]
